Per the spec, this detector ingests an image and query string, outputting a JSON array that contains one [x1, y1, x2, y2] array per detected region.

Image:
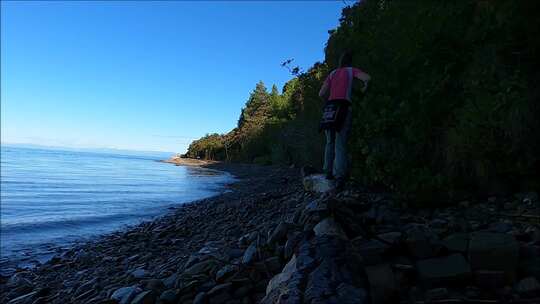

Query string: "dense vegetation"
[[186, 0, 540, 199]]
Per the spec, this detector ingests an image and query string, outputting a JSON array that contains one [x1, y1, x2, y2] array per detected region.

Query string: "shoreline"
[[159, 157, 219, 167], [0, 158, 237, 271], [1, 160, 539, 304], [0, 161, 305, 303]]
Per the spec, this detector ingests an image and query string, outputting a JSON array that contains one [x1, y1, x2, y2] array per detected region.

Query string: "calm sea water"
[[0, 146, 232, 265]]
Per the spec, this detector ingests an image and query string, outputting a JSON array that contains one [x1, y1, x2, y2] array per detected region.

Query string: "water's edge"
[[0, 150, 236, 273]]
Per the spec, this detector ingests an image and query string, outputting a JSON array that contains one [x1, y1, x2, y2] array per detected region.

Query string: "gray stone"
[[374, 205, 400, 225], [365, 264, 397, 304], [474, 270, 505, 290], [207, 283, 232, 304], [304, 198, 330, 214], [430, 218, 448, 229], [392, 256, 415, 272], [518, 257, 540, 279], [305, 260, 334, 302], [198, 280, 217, 293], [254, 280, 269, 293], [6, 273, 33, 288], [192, 292, 207, 304], [184, 254, 202, 269], [468, 232, 519, 282], [521, 242, 540, 259], [159, 289, 178, 304], [284, 232, 302, 260], [0, 267, 17, 277], [7, 291, 38, 304], [130, 268, 147, 279], [246, 231, 259, 243], [274, 244, 284, 258], [111, 286, 140, 304], [179, 279, 204, 294], [242, 243, 258, 265], [265, 256, 282, 274], [144, 279, 164, 294], [351, 238, 389, 265], [303, 174, 335, 193], [215, 264, 238, 283], [377, 232, 402, 244], [233, 286, 252, 298], [72, 288, 96, 302], [296, 253, 316, 272], [526, 226, 540, 243], [313, 218, 347, 239], [425, 288, 448, 301], [442, 233, 469, 253], [519, 191, 539, 204], [227, 248, 244, 260], [7, 283, 34, 301], [267, 222, 289, 245], [266, 255, 297, 295], [517, 277, 540, 297], [198, 241, 225, 255], [313, 236, 346, 261], [405, 225, 438, 258], [74, 278, 98, 297], [417, 254, 471, 286], [336, 283, 368, 304], [489, 222, 513, 233], [184, 259, 218, 276], [162, 273, 177, 289], [130, 290, 156, 304], [465, 286, 481, 298]]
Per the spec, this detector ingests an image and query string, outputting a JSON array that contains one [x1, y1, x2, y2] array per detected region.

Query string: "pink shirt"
[[319, 67, 366, 102]]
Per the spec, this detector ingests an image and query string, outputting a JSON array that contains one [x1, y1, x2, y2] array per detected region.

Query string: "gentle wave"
[[0, 146, 233, 261], [0, 213, 152, 233]]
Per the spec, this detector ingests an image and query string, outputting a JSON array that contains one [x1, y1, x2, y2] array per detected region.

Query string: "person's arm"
[[353, 68, 371, 92], [319, 75, 331, 102]]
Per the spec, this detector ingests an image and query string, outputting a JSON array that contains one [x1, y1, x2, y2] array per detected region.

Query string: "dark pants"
[[323, 106, 352, 179]]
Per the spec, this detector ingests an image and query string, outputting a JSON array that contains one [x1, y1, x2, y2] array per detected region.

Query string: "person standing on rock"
[[319, 51, 370, 188]]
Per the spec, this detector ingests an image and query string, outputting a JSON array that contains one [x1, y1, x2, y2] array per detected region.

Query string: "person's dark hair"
[[339, 51, 353, 67]]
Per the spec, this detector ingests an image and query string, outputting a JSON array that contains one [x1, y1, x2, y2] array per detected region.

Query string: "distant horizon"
[[1, 141, 176, 157]]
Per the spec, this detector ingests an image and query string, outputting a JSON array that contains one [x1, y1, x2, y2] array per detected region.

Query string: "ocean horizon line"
[[1, 142, 177, 158]]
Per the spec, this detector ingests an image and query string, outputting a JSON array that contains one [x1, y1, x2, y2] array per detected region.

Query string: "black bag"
[[319, 99, 350, 131]]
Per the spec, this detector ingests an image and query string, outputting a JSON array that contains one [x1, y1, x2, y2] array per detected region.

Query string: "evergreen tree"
[[240, 81, 270, 126], [269, 84, 284, 119]]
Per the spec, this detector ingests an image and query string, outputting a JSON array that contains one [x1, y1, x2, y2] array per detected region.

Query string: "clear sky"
[[1, 1, 346, 153]]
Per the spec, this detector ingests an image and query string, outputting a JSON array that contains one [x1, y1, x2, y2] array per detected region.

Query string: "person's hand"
[[361, 80, 369, 93]]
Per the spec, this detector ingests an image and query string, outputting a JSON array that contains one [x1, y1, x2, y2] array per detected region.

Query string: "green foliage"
[[187, 0, 540, 198], [186, 133, 226, 160], [320, 0, 540, 196]]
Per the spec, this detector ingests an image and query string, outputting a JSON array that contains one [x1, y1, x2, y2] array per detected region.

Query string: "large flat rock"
[[303, 174, 335, 193], [417, 254, 471, 286], [442, 233, 469, 253], [313, 218, 348, 239], [365, 263, 397, 304], [468, 232, 519, 283]]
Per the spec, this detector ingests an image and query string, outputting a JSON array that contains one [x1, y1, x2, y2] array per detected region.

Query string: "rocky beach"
[[1, 161, 540, 304]]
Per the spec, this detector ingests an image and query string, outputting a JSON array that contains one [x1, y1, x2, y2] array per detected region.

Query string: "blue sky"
[[1, 1, 346, 153]]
